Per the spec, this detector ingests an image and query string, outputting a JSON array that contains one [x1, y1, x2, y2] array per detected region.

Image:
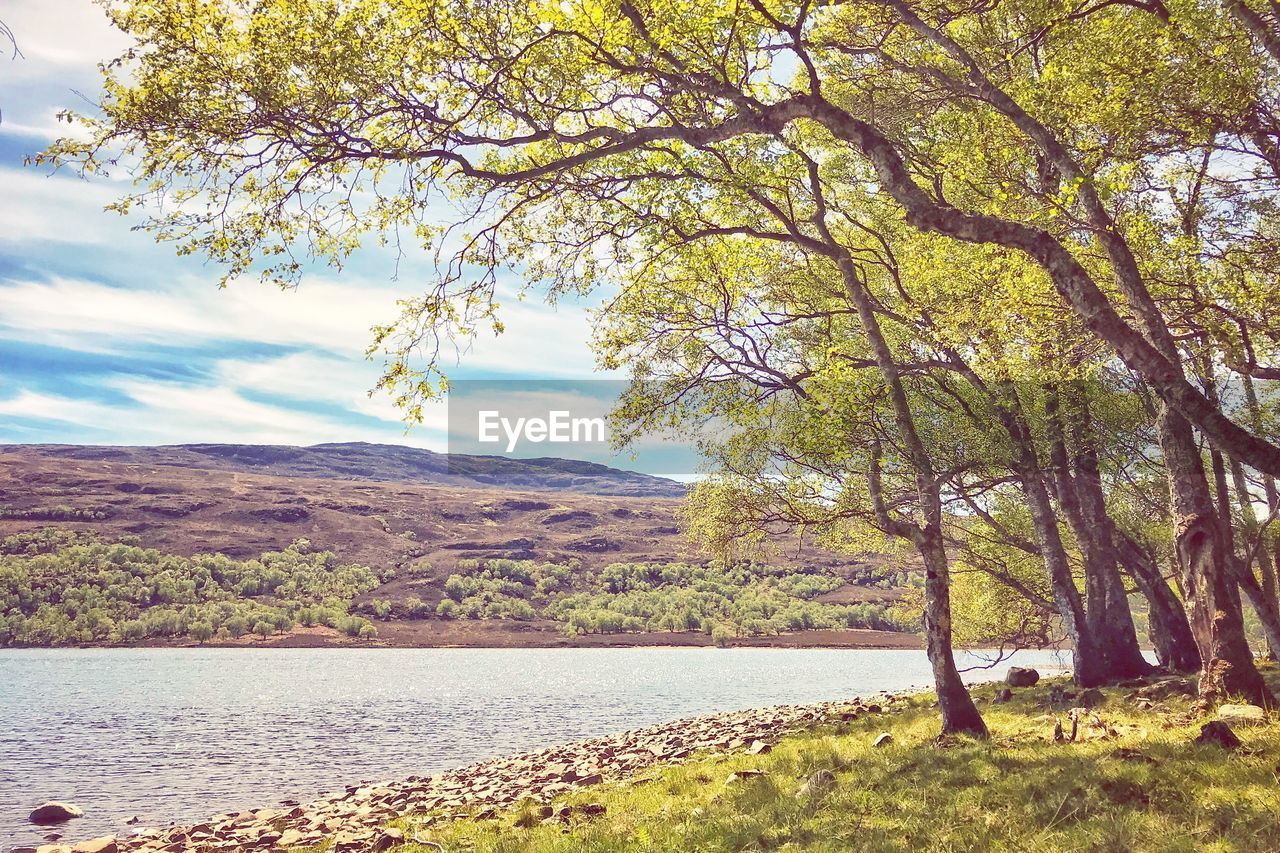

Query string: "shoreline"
[[2, 621, 927, 652], [46, 691, 915, 853]]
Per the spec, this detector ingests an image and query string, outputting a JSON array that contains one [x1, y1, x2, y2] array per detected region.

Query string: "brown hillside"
[[0, 449, 905, 622]]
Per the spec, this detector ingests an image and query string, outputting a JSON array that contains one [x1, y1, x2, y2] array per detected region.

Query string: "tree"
[[190, 621, 214, 644], [44, 0, 1280, 706]]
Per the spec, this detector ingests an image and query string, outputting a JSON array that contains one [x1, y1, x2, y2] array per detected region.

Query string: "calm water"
[[0, 647, 1069, 846]]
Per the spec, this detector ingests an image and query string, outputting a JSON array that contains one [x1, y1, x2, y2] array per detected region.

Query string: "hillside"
[[5, 442, 687, 497], [0, 444, 914, 649]]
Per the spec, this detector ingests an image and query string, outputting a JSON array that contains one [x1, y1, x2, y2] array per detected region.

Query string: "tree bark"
[[918, 524, 990, 736], [1019, 454, 1106, 686], [1242, 374, 1280, 630], [1045, 385, 1154, 680], [1112, 531, 1202, 673], [835, 255, 987, 736], [1230, 457, 1280, 658], [1167, 412, 1272, 705]]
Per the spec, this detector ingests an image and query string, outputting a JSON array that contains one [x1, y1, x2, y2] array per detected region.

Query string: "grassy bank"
[[384, 666, 1280, 852]]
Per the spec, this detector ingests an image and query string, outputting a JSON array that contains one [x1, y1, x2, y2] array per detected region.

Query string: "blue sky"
[[0, 1, 608, 451]]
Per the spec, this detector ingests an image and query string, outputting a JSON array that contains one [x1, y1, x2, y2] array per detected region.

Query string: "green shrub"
[[0, 532, 381, 647]]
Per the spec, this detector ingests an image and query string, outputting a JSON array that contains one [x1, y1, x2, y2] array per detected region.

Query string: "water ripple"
[[0, 646, 1070, 846]]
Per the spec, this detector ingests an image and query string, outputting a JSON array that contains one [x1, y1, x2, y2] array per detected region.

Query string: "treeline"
[[0, 530, 383, 646], [434, 558, 905, 640], [0, 505, 114, 521]]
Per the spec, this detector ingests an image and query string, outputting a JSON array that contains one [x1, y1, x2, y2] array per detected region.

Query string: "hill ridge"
[[2, 441, 687, 498]]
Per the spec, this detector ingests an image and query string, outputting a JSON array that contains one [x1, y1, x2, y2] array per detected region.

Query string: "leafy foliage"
[[0, 532, 382, 646], [435, 558, 906, 637]]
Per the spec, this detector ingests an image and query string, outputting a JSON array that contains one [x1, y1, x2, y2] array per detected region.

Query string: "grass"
[[376, 663, 1280, 852]]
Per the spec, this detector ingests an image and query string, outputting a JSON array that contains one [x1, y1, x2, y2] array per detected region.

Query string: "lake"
[[0, 647, 1070, 846]]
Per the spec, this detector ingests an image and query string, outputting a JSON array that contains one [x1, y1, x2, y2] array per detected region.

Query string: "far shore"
[[4, 620, 929, 651]]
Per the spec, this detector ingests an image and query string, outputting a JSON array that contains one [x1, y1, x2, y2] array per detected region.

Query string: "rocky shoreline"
[[36, 693, 906, 853]]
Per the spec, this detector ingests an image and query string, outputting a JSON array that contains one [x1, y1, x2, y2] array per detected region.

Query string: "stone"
[[747, 739, 772, 755], [796, 769, 836, 799], [992, 688, 1013, 704], [276, 829, 305, 846], [70, 838, 117, 853], [371, 828, 404, 851], [726, 770, 766, 783], [1005, 667, 1040, 688], [1217, 704, 1266, 725], [872, 732, 894, 748], [1195, 720, 1241, 749], [29, 803, 84, 825], [1078, 688, 1106, 708]]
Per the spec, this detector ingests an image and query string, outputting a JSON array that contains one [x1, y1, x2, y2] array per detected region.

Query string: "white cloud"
[[213, 350, 448, 431], [0, 1, 130, 77], [0, 274, 401, 355], [0, 388, 120, 428], [0, 169, 126, 245], [0, 379, 445, 448], [0, 272, 608, 374], [0, 0, 618, 448]]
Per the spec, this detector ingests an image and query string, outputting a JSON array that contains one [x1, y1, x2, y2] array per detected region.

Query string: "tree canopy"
[[42, 0, 1280, 729]]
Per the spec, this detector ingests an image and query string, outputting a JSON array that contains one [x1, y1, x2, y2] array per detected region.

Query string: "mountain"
[[5, 441, 687, 498], [0, 443, 909, 648], [0, 442, 884, 573]]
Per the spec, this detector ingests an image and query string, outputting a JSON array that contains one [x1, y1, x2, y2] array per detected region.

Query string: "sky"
[[0, 0, 609, 452]]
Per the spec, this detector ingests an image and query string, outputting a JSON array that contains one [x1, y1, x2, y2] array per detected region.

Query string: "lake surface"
[[0, 647, 1070, 846]]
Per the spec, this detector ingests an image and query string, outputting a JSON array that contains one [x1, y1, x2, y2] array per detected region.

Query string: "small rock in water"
[[29, 803, 84, 825], [872, 732, 894, 748], [1195, 720, 1241, 749], [1217, 704, 1266, 725], [1006, 667, 1040, 688]]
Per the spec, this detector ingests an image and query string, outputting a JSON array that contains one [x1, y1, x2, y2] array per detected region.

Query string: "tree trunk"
[[1019, 463, 1105, 686], [1164, 407, 1272, 706], [1046, 384, 1153, 680], [1242, 374, 1280, 641], [834, 254, 987, 737], [918, 526, 989, 736], [1230, 457, 1280, 658], [1112, 532, 1202, 672]]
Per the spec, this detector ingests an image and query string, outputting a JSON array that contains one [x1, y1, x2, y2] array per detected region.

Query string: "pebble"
[[64, 694, 902, 852]]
